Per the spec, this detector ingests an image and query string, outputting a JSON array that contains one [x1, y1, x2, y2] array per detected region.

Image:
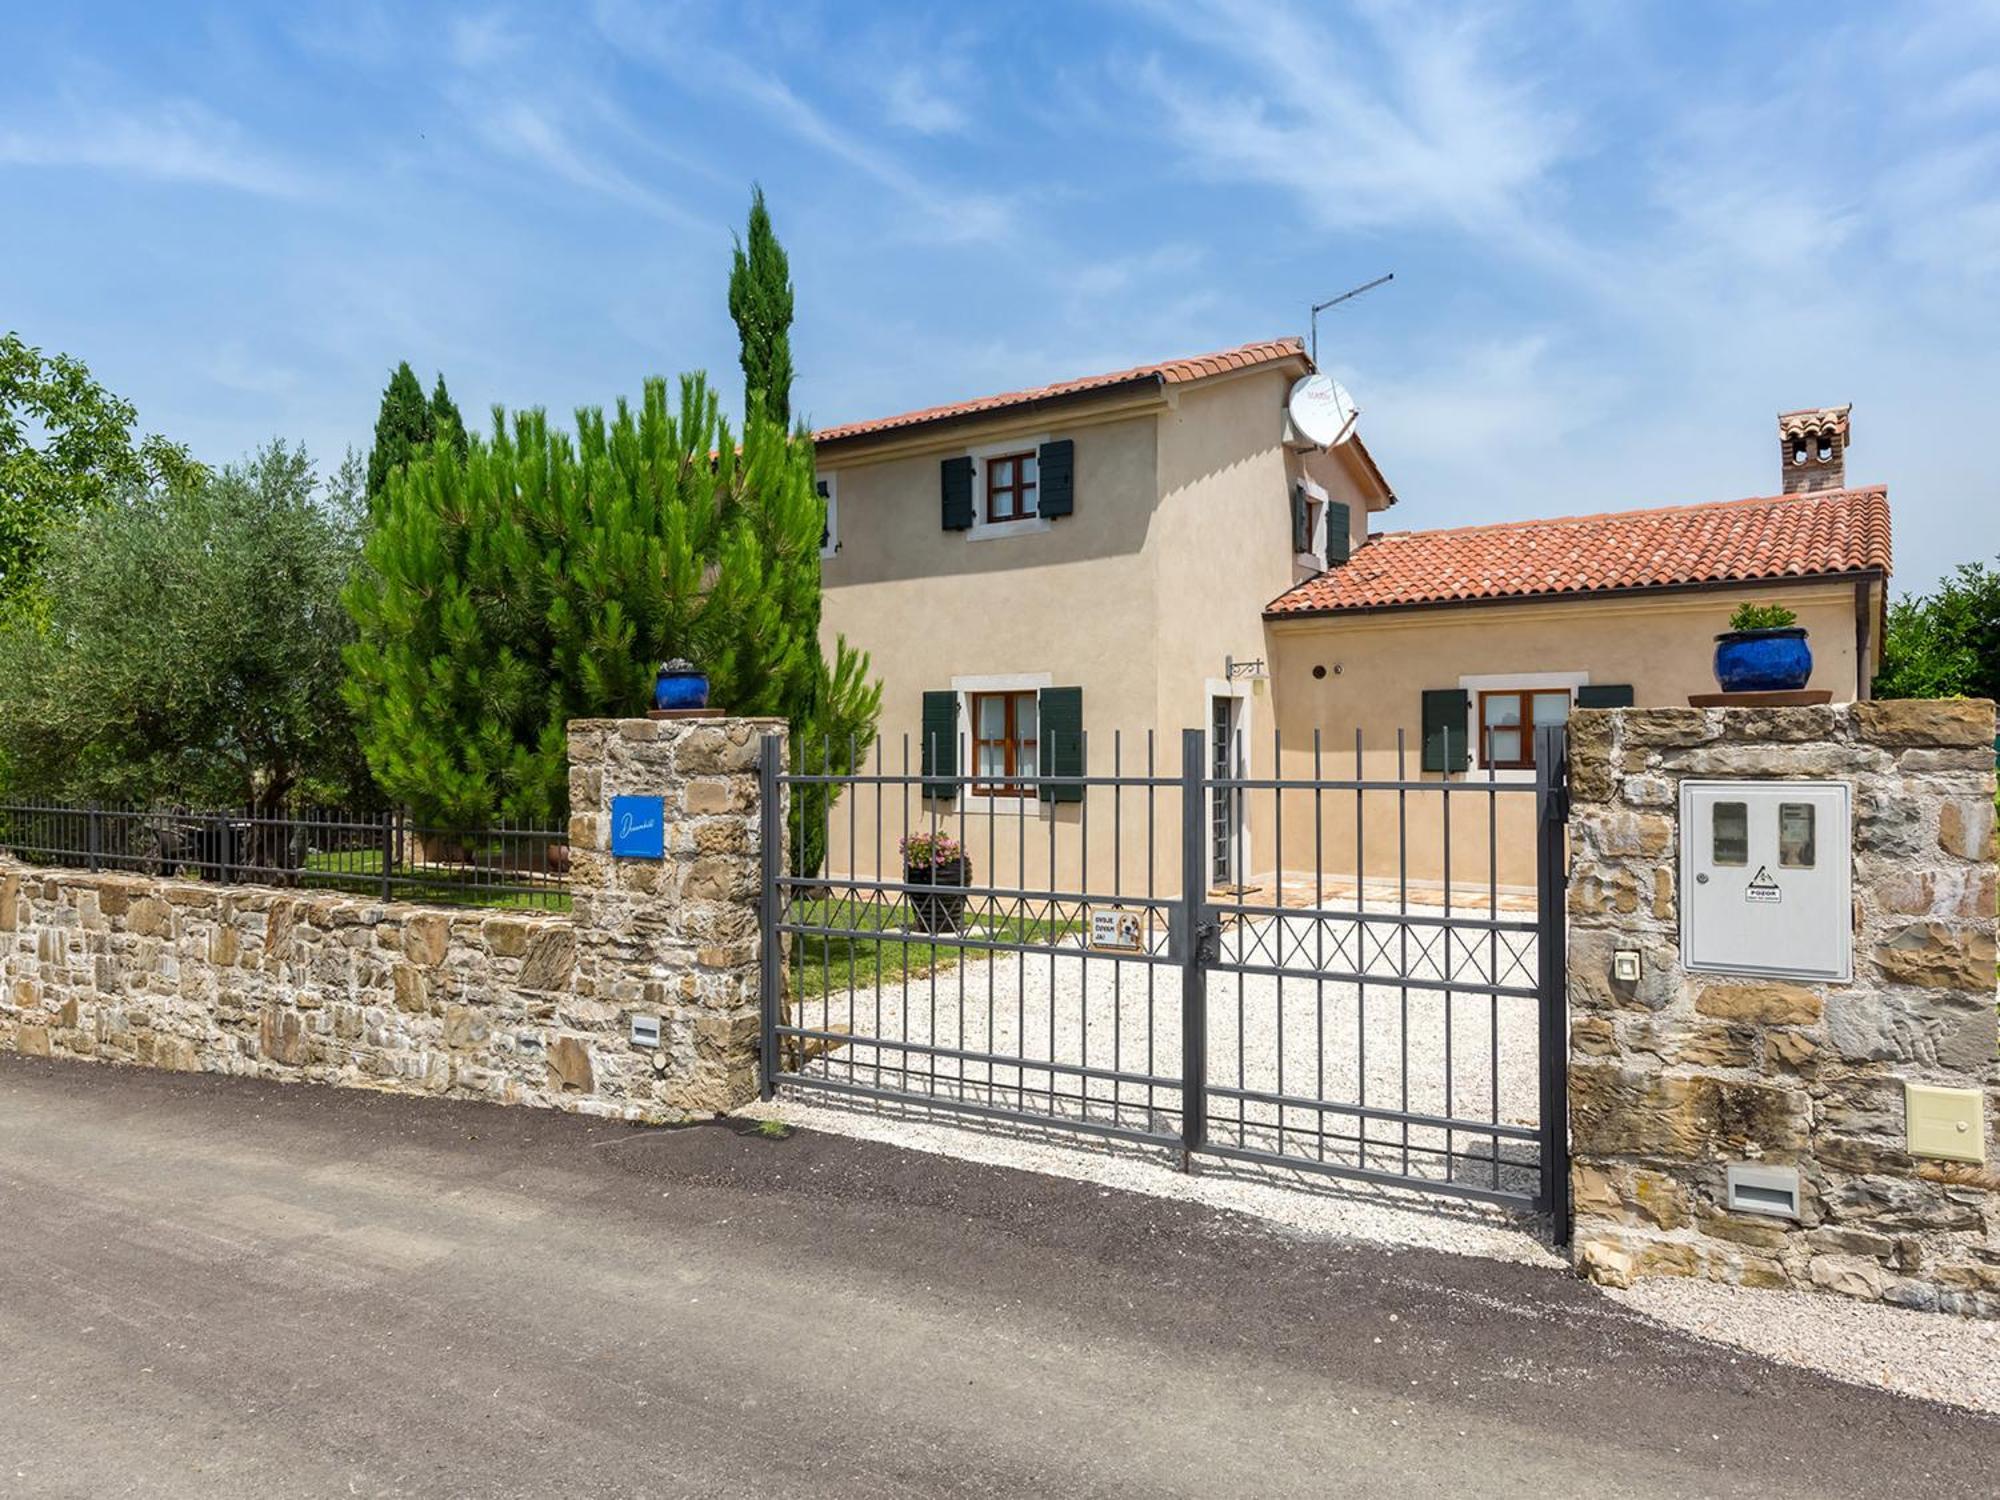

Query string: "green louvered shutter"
[[1576, 684, 1635, 708], [940, 456, 974, 531], [921, 691, 959, 799], [1037, 687, 1084, 803], [1326, 499, 1350, 564], [1421, 689, 1469, 773], [1037, 439, 1074, 519]]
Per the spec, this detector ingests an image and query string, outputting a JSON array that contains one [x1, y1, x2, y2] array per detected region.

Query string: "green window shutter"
[[921, 690, 959, 799], [1037, 687, 1084, 803], [1037, 439, 1074, 519], [1421, 689, 1470, 773], [1576, 684, 1634, 708], [1290, 484, 1310, 554], [1326, 499, 1350, 564], [940, 456, 974, 531]]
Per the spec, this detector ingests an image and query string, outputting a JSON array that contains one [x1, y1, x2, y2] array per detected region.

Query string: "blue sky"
[[3, 1, 1996, 591]]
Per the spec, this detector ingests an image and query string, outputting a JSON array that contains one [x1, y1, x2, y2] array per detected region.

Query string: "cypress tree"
[[727, 185, 795, 430], [364, 361, 432, 507], [430, 374, 469, 462]]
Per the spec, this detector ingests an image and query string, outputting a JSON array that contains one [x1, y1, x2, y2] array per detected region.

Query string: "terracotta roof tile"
[[1266, 486, 1890, 617], [814, 337, 1308, 445]]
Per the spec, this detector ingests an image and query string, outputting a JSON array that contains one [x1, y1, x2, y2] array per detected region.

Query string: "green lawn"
[[300, 848, 570, 912], [786, 893, 1083, 1000]]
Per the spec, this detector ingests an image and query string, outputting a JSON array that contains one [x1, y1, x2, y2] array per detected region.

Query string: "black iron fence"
[[0, 801, 570, 911], [760, 724, 1570, 1228]]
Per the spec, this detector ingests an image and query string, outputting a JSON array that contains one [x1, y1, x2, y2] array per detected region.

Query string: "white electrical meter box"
[[1679, 780, 1851, 982]]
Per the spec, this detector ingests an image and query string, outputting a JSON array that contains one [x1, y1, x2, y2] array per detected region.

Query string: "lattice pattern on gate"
[[759, 724, 1569, 1227]]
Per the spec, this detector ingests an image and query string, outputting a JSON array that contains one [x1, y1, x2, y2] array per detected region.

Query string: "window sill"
[[966, 517, 1052, 543]]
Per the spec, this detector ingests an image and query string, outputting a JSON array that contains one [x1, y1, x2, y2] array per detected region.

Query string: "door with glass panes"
[[1210, 695, 1243, 888]]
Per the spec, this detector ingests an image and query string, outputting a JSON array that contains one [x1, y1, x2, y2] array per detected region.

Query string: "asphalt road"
[[2, 1056, 1995, 1499]]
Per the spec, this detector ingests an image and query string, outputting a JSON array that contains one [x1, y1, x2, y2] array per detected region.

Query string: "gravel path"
[[1612, 1278, 2000, 1415], [786, 910, 1545, 1196]]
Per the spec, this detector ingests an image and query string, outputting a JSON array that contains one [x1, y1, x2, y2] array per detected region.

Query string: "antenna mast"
[[1310, 272, 1393, 367]]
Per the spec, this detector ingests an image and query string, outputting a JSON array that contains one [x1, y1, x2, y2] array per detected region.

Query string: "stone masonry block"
[[1853, 698, 1995, 749]]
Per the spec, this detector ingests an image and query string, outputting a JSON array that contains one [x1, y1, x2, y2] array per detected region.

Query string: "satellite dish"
[[1287, 374, 1360, 449]]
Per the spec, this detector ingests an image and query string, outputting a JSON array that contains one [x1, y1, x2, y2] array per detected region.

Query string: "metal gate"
[[760, 724, 1569, 1232]]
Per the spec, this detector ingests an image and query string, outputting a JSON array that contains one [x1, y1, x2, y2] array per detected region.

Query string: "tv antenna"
[[1310, 272, 1393, 367]]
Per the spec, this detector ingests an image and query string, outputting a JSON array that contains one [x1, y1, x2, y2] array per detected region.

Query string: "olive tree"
[[0, 443, 369, 814]]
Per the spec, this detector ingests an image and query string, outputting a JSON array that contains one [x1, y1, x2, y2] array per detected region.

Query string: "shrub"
[[1727, 602, 1799, 632]]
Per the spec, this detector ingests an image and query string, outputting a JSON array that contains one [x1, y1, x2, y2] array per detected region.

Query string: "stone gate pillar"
[[1566, 700, 1999, 1315], [567, 716, 786, 1116]]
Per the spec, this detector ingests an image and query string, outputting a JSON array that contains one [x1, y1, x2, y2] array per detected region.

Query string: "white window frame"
[[1457, 670, 1589, 783], [816, 471, 839, 559], [950, 671, 1055, 813], [964, 434, 1052, 543], [1294, 475, 1329, 572]]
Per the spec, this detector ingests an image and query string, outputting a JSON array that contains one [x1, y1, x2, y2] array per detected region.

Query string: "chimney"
[[1778, 405, 1851, 494]]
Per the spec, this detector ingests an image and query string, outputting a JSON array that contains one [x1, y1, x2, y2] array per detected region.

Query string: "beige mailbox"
[[1679, 780, 1852, 982]]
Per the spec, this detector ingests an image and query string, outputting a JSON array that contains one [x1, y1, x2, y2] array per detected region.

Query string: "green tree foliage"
[[0, 443, 369, 813], [365, 361, 430, 505], [345, 375, 838, 826], [1874, 559, 2000, 703], [727, 185, 796, 430], [0, 331, 202, 610], [365, 362, 469, 507], [795, 636, 885, 880], [431, 374, 469, 461]]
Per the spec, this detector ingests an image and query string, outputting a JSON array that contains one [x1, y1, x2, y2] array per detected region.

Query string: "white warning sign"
[[1745, 866, 1782, 904]]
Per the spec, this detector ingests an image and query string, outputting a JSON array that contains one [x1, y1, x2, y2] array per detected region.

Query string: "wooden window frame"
[[984, 451, 1038, 524], [970, 690, 1038, 797], [1476, 688, 1572, 770]]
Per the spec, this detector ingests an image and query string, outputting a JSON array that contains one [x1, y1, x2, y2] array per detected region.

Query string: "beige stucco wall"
[[814, 362, 1385, 896], [1264, 578, 1884, 890]]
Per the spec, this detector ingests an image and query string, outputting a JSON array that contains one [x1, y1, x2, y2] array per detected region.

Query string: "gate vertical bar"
[[1178, 728, 1207, 1166], [758, 733, 784, 1101], [1533, 721, 1571, 1242]]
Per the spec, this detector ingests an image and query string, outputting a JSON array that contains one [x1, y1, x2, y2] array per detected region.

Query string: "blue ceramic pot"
[[1713, 628, 1812, 693], [654, 659, 710, 711]]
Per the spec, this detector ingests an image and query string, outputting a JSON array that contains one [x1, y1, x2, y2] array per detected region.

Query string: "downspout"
[[1853, 575, 1873, 701]]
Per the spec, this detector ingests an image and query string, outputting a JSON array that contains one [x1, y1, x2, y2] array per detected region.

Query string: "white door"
[[1681, 781, 1851, 981], [1211, 696, 1242, 888]]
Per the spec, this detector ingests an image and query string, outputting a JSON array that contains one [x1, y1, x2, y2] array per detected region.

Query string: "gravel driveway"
[[786, 903, 1546, 1197]]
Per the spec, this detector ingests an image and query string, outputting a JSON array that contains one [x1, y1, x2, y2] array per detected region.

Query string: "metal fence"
[[0, 801, 570, 911], [761, 724, 1569, 1230]]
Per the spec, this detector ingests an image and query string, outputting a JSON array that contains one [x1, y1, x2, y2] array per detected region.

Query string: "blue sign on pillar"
[[610, 795, 665, 859]]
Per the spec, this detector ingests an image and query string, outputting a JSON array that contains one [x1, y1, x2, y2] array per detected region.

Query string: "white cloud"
[[1127, 0, 1578, 262], [591, 0, 1015, 245], [461, 94, 704, 226], [0, 99, 311, 198], [880, 66, 968, 136], [449, 8, 531, 71]]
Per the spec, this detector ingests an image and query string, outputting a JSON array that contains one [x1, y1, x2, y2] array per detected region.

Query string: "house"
[[1262, 404, 1888, 886], [812, 340, 1889, 896]]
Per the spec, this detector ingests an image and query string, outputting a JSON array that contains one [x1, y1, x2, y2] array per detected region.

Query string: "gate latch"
[[1193, 908, 1222, 965]]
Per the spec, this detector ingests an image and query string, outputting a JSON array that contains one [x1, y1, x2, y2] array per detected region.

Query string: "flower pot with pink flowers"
[[902, 831, 971, 933]]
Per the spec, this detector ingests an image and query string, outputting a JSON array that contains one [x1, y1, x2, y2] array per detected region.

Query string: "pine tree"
[[364, 361, 432, 507], [429, 374, 469, 463], [343, 377, 827, 826], [727, 185, 795, 430]]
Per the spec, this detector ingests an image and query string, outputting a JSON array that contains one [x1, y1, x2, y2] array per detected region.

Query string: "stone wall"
[[0, 717, 784, 1124], [1567, 699, 2000, 1315]]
